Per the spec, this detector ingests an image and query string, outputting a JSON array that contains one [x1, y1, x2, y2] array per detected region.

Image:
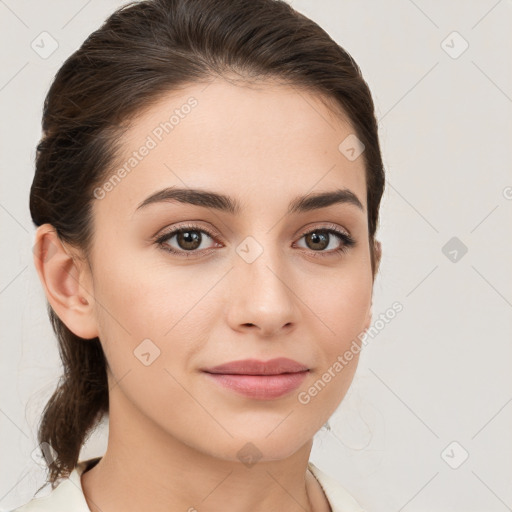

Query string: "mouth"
[[201, 358, 310, 400], [202, 357, 310, 376]]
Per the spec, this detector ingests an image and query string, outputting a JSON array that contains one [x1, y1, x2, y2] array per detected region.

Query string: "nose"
[[226, 244, 300, 337]]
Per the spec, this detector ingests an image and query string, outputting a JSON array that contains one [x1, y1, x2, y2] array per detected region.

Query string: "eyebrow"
[[135, 186, 364, 215]]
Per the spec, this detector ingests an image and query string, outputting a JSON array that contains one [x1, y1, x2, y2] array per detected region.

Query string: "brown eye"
[[295, 225, 356, 257], [174, 229, 202, 251], [155, 224, 219, 257]]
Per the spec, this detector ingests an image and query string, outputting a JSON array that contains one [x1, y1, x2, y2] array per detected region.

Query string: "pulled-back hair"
[[30, 0, 385, 488]]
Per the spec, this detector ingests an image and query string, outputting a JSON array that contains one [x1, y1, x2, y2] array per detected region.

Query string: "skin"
[[34, 77, 381, 512]]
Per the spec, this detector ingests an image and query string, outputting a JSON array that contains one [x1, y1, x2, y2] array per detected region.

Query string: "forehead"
[[94, 78, 367, 218]]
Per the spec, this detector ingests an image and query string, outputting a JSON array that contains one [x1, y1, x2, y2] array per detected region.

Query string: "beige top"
[[12, 457, 365, 512]]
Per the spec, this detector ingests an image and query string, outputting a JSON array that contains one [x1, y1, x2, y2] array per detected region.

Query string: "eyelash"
[[153, 223, 356, 259]]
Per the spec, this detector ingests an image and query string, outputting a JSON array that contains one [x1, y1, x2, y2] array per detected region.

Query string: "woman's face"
[[85, 78, 376, 462]]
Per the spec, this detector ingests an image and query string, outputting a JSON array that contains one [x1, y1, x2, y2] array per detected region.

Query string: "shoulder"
[[10, 458, 101, 512], [307, 461, 366, 512]]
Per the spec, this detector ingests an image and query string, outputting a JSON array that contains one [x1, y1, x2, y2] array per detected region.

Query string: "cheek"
[[290, 263, 373, 411], [93, 249, 174, 332], [91, 251, 211, 379], [304, 264, 373, 345], [90, 252, 164, 368]]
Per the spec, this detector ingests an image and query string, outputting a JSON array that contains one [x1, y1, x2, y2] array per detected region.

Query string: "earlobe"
[[32, 224, 98, 339]]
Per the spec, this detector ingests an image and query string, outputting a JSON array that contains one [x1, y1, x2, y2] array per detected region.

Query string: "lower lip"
[[203, 371, 309, 400]]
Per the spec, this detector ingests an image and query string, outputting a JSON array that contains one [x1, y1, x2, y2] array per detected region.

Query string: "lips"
[[202, 357, 309, 376], [201, 358, 310, 400]]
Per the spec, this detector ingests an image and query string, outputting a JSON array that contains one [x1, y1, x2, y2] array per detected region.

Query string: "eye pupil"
[[178, 230, 201, 250], [306, 231, 329, 250]]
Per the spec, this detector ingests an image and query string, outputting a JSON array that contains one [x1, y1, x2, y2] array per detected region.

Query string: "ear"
[[363, 239, 383, 332], [372, 239, 382, 280], [32, 224, 99, 340]]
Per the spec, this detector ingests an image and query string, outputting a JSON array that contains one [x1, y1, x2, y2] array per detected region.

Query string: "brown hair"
[[30, 0, 385, 489]]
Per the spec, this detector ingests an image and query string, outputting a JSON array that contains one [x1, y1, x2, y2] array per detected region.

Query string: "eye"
[[154, 223, 219, 258], [294, 224, 356, 258], [153, 222, 356, 259]]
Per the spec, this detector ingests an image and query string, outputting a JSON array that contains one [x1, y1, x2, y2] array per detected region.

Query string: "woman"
[[15, 0, 385, 510]]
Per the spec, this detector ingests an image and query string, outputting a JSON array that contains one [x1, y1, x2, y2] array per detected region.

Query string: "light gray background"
[[1, 1, 511, 511]]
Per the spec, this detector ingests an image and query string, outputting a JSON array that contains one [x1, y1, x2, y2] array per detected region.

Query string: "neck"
[[81, 384, 328, 512]]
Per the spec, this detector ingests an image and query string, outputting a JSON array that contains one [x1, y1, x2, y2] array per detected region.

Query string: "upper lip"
[[202, 357, 309, 376]]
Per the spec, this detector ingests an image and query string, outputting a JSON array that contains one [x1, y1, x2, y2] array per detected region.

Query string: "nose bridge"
[[236, 231, 289, 295]]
